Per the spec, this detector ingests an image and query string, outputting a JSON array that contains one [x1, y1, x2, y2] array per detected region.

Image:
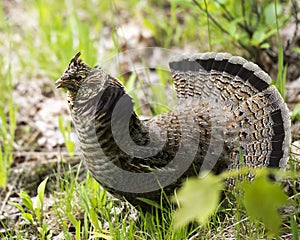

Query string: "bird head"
[[56, 52, 92, 93]]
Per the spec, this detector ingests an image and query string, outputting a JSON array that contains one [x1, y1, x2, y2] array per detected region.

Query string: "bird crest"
[[56, 52, 92, 91]]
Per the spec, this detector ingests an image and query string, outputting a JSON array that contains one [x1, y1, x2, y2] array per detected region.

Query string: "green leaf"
[[264, 2, 282, 25], [9, 201, 25, 213], [19, 191, 34, 212], [58, 116, 66, 140], [0, 149, 6, 188], [67, 212, 78, 227], [291, 103, 300, 121], [137, 197, 162, 209], [75, 220, 81, 240], [260, 43, 270, 49], [242, 175, 288, 236], [35, 177, 48, 220], [125, 73, 137, 92], [58, 116, 75, 157], [290, 215, 299, 240], [251, 29, 267, 46], [142, 18, 156, 35], [274, 0, 287, 100], [65, 140, 75, 156], [37, 177, 48, 206], [90, 232, 112, 240], [22, 213, 34, 224], [89, 208, 101, 230], [173, 172, 224, 228]]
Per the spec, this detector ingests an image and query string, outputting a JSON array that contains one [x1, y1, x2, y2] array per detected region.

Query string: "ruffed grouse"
[[56, 52, 290, 207]]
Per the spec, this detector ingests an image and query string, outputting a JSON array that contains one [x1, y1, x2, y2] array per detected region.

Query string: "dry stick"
[[204, 0, 212, 51], [286, 0, 299, 52], [192, 0, 253, 54]]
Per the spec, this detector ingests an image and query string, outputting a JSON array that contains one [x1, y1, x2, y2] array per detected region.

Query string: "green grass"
[[0, 0, 299, 239], [0, 53, 17, 188], [5, 164, 299, 239]]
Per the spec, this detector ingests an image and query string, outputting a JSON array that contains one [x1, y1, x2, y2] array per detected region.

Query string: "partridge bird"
[[56, 52, 290, 207]]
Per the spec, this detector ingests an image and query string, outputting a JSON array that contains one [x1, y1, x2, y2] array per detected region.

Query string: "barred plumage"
[[56, 52, 290, 207]]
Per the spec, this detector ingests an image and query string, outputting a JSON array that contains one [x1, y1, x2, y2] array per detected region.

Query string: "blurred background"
[[0, 0, 299, 239]]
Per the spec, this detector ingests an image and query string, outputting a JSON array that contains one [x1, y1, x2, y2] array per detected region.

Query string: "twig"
[[192, 0, 230, 36], [204, 0, 212, 50], [285, 0, 299, 52], [192, 0, 253, 53]]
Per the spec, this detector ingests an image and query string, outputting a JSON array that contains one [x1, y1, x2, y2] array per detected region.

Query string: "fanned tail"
[[169, 52, 290, 168]]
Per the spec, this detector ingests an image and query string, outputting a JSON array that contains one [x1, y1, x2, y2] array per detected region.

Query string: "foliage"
[[142, 0, 202, 48], [242, 175, 287, 236], [174, 173, 224, 228], [273, 0, 287, 100], [20, 0, 106, 78], [142, 0, 290, 54], [9, 178, 50, 239], [58, 116, 75, 157], [0, 57, 17, 188], [119, 70, 175, 117], [173, 168, 295, 237], [190, 0, 289, 53], [291, 103, 300, 122]]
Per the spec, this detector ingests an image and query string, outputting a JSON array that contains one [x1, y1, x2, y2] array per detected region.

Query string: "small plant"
[[291, 103, 300, 122], [53, 166, 113, 240], [58, 116, 75, 157], [191, 0, 289, 52], [0, 60, 17, 188], [0, 100, 17, 188], [142, 1, 201, 48], [22, 0, 99, 78], [273, 0, 288, 100], [9, 177, 51, 239], [76, 175, 113, 240], [173, 168, 293, 238], [119, 68, 175, 117]]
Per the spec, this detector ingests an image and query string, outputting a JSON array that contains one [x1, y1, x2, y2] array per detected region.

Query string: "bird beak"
[[55, 78, 63, 88]]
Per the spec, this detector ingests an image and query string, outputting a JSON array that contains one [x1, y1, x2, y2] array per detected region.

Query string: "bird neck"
[[71, 80, 148, 162]]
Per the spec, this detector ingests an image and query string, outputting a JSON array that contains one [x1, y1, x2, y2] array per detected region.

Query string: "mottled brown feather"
[[56, 52, 291, 208]]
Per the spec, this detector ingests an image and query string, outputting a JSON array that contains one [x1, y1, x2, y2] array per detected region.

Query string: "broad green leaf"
[[58, 116, 75, 157], [35, 177, 48, 222], [89, 208, 101, 230], [66, 140, 75, 156], [242, 175, 288, 236], [264, 2, 282, 25], [90, 232, 112, 240], [260, 43, 270, 49], [9, 201, 25, 213], [67, 212, 78, 227], [37, 177, 48, 208], [125, 73, 137, 93], [19, 191, 34, 212], [291, 103, 300, 121], [58, 116, 66, 140], [173, 172, 224, 228], [22, 213, 34, 224], [251, 29, 267, 46], [142, 18, 156, 35]]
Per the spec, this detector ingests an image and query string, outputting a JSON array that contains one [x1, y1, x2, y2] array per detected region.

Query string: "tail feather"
[[169, 53, 290, 169]]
